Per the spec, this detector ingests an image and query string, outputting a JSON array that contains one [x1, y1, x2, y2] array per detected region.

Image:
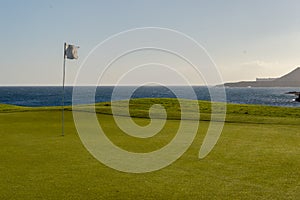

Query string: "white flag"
[[65, 44, 79, 59]]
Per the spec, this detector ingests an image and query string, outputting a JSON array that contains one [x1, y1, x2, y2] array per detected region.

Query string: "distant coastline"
[[221, 67, 300, 87]]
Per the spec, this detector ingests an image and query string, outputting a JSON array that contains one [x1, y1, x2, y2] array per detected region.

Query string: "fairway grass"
[[0, 99, 299, 199]]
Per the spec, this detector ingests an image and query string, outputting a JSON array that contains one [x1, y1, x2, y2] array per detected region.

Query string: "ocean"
[[0, 86, 299, 107]]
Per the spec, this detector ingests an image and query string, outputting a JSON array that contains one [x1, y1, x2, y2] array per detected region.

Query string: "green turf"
[[0, 99, 299, 199]]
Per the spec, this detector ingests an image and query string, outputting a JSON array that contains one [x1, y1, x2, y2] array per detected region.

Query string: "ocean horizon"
[[0, 86, 299, 107]]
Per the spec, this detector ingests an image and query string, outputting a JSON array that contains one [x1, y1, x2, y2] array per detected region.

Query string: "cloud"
[[240, 60, 279, 68]]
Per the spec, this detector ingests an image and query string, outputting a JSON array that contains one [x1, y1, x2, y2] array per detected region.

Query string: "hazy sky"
[[1, 0, 300, 85]]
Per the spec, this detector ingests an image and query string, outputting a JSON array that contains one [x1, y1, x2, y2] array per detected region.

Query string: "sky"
[[1, 0, 300, 85]]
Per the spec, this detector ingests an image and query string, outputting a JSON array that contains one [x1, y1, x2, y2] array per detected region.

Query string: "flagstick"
[[62, 42, 66, 136]]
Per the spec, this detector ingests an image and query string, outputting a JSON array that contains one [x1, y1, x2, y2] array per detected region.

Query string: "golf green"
[[0, 99, 299, 199]]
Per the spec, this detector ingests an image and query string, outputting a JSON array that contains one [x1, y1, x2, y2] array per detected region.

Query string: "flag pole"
[[62, 42, 66, 136]]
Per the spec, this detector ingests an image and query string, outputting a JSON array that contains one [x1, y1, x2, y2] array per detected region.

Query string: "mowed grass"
[[0, 98, 299, 199]]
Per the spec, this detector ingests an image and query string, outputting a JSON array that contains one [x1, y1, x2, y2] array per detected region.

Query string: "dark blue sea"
[[0, 86, 299, 107]]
